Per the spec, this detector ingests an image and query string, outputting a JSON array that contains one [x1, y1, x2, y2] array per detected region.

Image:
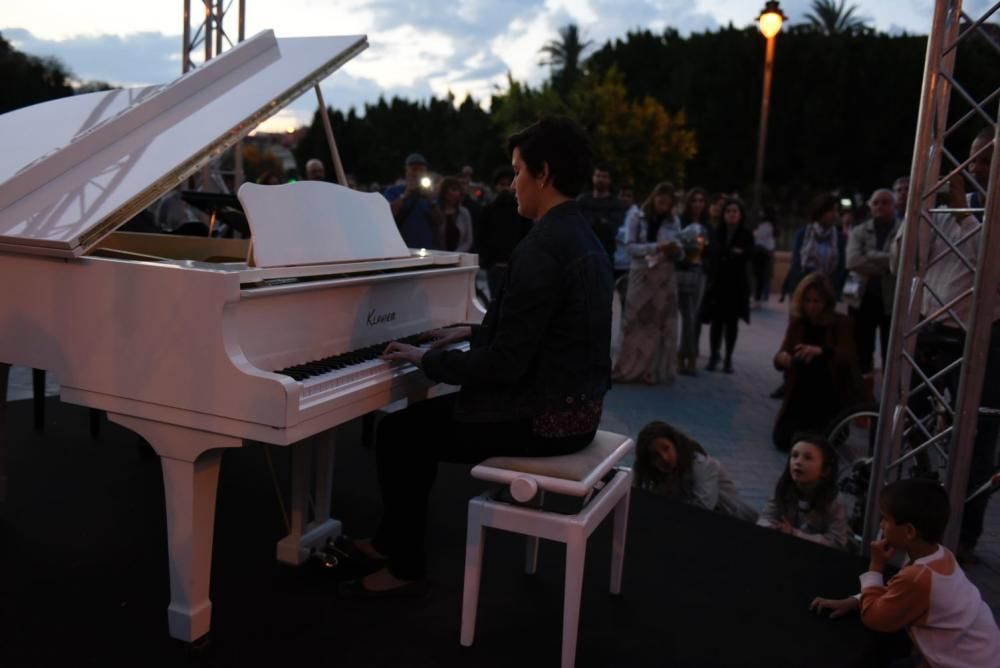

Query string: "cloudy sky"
[[1, 1, 987, 131]]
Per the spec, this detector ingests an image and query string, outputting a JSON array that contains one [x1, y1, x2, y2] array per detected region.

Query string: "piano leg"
[[276, 429, 341, 565], [108, 413, 242, 642], [0, 363, 8, 502]]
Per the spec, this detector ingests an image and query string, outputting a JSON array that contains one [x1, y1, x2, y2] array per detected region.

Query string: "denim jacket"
[[422, 200, 613, 422]]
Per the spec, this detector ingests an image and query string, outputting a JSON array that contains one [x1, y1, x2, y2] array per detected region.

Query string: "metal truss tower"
[[866, 1, 1000, 549], [179, 0, 347, 188], [181, 0, 247, 188]]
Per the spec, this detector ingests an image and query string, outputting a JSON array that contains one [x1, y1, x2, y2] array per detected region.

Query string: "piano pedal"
[[317, 537, 342, 569], [312, 535, 383, 580]]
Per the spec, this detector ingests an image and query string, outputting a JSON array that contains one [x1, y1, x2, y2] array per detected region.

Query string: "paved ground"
[[7, 301, 999, 611], [598, 298, 1000, 613]]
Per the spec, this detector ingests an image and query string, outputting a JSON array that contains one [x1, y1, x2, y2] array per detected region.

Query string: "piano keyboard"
[[274, 329, 467, 399]]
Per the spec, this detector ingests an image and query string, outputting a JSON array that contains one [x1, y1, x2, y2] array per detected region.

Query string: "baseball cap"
[[405, 152, 428, 166]]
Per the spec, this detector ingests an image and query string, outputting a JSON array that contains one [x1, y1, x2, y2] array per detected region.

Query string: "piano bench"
[[460, 430, 634, 668]]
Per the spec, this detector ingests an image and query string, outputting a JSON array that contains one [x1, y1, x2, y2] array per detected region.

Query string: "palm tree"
[[803, 0, 870, 36], [539, 24, 593, 95]]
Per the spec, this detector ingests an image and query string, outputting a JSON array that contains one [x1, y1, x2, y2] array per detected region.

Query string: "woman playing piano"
[[341, 116, 614, 597]]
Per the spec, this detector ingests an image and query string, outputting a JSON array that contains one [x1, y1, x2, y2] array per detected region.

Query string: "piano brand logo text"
[[367, 309, 397, 326]]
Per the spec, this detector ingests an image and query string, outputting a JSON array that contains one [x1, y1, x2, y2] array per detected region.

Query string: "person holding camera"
[[384, 152, 438, 249], [772, 272, 865, 452]]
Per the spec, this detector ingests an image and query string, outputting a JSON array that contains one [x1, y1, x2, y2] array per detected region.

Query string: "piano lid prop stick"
[[314, 84, 348, 187]]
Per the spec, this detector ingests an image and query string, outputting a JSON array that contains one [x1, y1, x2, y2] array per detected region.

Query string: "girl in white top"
[[634, 421, 758, 522]]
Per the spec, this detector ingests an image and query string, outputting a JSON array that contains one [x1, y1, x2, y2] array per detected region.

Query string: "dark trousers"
[[850, 291, 891, 374], [914, 321, 1000, 548], [373, 393, 594, 580], [709, 315, 740, 362]]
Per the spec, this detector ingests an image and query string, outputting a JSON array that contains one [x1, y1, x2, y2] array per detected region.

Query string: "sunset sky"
[[2, 1, 981, 132]]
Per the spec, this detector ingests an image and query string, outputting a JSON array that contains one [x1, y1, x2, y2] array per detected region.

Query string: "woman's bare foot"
[[362, 567, 413, 592]]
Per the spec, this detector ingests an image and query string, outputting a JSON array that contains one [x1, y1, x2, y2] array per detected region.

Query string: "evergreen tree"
[[0, 32, 74, 113]]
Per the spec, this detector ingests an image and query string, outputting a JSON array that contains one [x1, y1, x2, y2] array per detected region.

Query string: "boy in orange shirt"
[[810, 479, 999, 668]]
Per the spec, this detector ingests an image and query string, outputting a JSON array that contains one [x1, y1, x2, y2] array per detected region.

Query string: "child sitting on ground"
[[634, 421, 757, 522], [810, 478, 1000, 668], [757, 434, 850, 550]]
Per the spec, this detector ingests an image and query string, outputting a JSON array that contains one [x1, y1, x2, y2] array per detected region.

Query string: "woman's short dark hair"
[[634, 421, 706, 489], [810, 193, 839, 221], [507, 116, 593, 198], [879, 479, 950, 543]]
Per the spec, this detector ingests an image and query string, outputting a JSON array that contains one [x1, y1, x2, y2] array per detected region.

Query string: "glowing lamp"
[[758, 1, 785, 39]]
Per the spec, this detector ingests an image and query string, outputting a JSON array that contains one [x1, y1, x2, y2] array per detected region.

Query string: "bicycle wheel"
[[825, 402, 880, 541], [826, 401, 880, 478]]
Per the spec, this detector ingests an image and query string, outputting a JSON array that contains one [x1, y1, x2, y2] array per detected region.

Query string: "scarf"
[[800, 222, 839, 277]]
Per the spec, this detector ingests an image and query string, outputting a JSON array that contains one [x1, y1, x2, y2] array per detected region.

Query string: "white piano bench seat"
[[460, 430, 634, 668]]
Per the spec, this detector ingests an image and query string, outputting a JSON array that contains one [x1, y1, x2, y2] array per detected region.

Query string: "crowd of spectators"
[[150, 132, 996, 576]]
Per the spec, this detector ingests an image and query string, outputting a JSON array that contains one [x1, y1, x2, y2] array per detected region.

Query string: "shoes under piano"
[[0, 30, 485, 643]]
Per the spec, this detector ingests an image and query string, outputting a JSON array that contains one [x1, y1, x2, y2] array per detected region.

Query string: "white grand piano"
[[0, 31, 484, 642]]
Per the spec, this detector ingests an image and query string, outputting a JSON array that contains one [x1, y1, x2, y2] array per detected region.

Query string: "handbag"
[[841, 271, 865, 309]]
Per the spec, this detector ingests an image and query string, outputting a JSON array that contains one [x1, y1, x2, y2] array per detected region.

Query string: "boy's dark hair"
[[507, 116, 593, 198], [880, 478, 950, 543], [594, 163, 611, 174], [773, 433, 839, 520], [634, 421, 706, 489]]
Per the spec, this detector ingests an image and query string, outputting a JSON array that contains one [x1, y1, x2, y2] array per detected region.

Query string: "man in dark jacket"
[[342, 116, 613, 596], [577, 164, 626, 266]]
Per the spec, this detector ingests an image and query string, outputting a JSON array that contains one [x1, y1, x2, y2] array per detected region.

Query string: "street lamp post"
[[751, 1, 786, 224]]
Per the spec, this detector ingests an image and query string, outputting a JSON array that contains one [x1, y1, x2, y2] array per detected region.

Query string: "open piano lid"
[[0, 30, 367, 259]]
